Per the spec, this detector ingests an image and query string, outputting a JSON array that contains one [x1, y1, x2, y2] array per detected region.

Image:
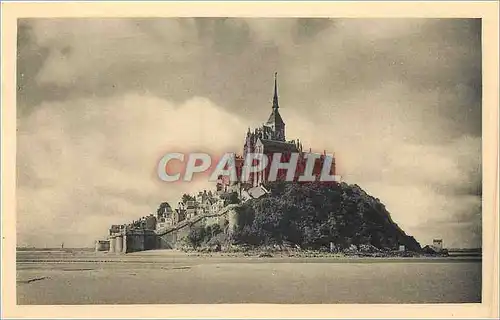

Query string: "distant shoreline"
[[16, 247, 94, 251], [16, 247, 482, 256], [16, 249, 482, 264]]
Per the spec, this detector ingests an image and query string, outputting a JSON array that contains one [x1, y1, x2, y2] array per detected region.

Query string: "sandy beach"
[[17, 249, 482, 304]]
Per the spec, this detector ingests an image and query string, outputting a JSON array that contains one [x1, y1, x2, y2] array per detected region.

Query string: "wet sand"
[[17, 250, 482, 304]]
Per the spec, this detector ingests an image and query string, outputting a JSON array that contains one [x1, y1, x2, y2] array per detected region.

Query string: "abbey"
[[219, 73, 338, 191]]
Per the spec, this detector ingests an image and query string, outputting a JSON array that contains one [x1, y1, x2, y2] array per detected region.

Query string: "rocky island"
[[178, 181, 426, 258]]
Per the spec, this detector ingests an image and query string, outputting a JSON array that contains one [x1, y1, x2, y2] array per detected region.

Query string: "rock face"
[[231, 181, 421, 252]]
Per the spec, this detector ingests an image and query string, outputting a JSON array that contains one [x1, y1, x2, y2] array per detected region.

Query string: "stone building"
[[432, 239, 443, 250], [95, 240, 110, 252], [228, 73, 337, 189]]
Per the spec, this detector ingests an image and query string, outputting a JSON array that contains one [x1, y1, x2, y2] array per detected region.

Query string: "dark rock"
[[358, 244, 381, 253], [231, 181, 422, 252], [258, 252, 273, 258]]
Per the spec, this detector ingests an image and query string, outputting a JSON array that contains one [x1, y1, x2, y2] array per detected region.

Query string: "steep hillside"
[[232, 181, 421, 252]]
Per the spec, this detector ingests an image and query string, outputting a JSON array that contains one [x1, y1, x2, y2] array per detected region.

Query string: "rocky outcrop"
[[231, 181, 422, 252]]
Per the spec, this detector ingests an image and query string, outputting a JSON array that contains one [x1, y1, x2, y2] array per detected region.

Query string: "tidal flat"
[[16, 249, 482, 304]]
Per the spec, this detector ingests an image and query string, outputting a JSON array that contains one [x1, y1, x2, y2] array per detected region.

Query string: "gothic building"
[[225, 73, 337, 189]]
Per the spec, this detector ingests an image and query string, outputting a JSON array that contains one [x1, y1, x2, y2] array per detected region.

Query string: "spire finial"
[[273, 72, 279, 109]]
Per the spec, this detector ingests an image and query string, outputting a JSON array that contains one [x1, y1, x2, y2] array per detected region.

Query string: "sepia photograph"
[[2, 1, 499, 318]]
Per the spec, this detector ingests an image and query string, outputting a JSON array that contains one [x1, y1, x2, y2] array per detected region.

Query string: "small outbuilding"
[[95, 240, 110, 252]]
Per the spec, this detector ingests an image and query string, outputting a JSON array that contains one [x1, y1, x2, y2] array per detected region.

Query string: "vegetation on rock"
[[186, 223, 224, 250], [231, 181, 421, 252], [224, 192, 241, 206], [156, 202, 172, 216], [181, 194, 196, 203]]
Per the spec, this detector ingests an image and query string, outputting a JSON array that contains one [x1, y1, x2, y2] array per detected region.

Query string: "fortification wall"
[[110, 230, 157, 253], [106, 204, 241, 253]]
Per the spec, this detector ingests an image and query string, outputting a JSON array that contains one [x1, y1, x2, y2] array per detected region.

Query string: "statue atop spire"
[[273, 72, 279, 109]]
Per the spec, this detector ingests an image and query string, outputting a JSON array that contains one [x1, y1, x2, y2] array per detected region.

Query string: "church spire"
[[266, 72, 285, 141], [273, 72, 279, 109]]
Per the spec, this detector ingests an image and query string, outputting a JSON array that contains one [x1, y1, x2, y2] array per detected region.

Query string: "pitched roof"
[[266, 109, 285, 126], [248, 185, 269, 199], [258, 138, 298, 153]]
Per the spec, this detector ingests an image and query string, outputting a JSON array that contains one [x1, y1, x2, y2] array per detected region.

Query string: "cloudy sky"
[[16, 18, 482, 248]]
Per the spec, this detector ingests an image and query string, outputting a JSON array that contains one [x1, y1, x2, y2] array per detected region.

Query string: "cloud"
[[17, 94, 245, 247], [18, 19, 481, 138]]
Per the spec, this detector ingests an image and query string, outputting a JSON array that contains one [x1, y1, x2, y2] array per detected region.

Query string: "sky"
[[16, 18, 482, 248]]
